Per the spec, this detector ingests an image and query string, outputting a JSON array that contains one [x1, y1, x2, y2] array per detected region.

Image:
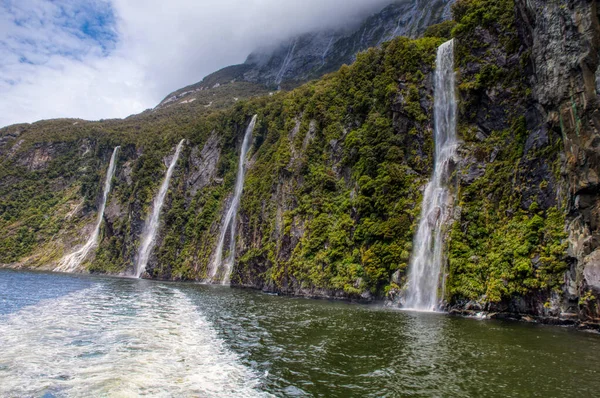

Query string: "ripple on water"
[[2, 272, 600, 397]]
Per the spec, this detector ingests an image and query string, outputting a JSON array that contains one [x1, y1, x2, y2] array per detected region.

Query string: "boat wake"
[[0, 282, 267, 397]]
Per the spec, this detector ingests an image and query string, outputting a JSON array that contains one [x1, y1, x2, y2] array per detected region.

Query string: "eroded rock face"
[[520, 0, 599, 108], [584, 249, 600, 289], [20, 146, 55, 171], [188, 132, 221, 198], [516, 0, 600, 317]]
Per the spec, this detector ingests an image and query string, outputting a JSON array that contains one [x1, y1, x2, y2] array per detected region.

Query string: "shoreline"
[[2, 266, 599, 333]]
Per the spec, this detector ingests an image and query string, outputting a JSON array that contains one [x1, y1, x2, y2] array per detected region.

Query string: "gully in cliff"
[[403, 39, 458, 312]]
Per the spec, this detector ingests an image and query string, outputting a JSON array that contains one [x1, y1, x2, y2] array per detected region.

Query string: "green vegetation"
[[452, 0, 522, 97], [233, 37, 443, 296], [0, 0, 572, 310], [447, 120, 567, 304], [446, 0, 569, 307], [423, 20, 456, 39]]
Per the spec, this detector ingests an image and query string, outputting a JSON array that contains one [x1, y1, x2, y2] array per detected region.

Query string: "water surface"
[[0, 269, 598, 397]]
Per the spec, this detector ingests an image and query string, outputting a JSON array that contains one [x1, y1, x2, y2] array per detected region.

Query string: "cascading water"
[[275, 41, 297, 86], [135, 140, 185, 278], [55, 147, 120, 272], [404, 39, 457, 311], [321, 36, 335, 65], [209, 115, 257, 285]]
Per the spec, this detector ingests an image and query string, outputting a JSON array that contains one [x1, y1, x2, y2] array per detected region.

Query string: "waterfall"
[[275, 40, 297, 85], [404, 39, 457, 311], [55, 146, 120, 272], [135, 140, 185, 278], [209, 115, 257, 285], [321, 36, 335, 66]]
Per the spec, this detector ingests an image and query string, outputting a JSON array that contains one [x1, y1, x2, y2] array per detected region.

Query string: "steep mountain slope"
[[242, 0, 454, 87], [157, 0, 455, 107], [1, 0, 600, 326]]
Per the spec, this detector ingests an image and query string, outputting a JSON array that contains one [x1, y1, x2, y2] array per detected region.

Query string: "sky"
[[0, 0, 393, 128]]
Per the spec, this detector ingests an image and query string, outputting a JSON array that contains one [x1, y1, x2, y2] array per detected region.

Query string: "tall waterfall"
[[135, 140, 185, 278], [404, 39, 457, 311], [209, 115, 257, 285], [55, 147, 120, 272]]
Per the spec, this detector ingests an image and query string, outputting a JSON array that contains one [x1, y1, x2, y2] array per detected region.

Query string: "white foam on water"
[[0, 284, 268, 397]]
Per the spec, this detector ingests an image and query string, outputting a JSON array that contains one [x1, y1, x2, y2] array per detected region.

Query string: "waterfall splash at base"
[[209, 115, 257, 285], [404, 39, 457, 312], [55, 146, 120, 273], [135, 140, 185, 278]]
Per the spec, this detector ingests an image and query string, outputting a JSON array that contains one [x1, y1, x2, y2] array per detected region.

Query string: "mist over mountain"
[[159, 0, 454, 107], [0, 0, 408, 127]]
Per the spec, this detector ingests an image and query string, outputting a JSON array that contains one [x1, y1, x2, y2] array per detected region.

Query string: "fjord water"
[[55, 147, 120, 273], [1, 270, 599, 397], [136, 140, 185, 278], [405, 39, 457, 311], [210, 115, 257, 284]]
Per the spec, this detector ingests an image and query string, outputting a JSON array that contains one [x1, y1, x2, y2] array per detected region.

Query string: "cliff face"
[[1, 0, 600, 324], [516, 0, 600, 318]]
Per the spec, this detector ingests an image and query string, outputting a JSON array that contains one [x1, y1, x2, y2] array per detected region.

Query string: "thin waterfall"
[[55, 146, 120, 272], [404, 39, 457, 311], [209, 115, 257, 285], [275, 40, 297, 86], [321, 36, 334, 66], [135, 139, 185, 278]]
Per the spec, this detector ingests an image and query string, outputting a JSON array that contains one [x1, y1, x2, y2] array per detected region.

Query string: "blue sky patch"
[[1, 0, 119, 65]]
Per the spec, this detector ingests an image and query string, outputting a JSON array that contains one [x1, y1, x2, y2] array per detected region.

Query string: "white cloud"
[[0, 0, 393, 127]]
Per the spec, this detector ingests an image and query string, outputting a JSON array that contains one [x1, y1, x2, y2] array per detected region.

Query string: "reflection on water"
[[0, 269, 599, 397]]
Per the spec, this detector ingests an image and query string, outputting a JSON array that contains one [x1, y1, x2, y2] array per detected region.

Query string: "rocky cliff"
[[440, 0, 600, 324], [1, 0, 600, 325], [517, 0, 600, 320]]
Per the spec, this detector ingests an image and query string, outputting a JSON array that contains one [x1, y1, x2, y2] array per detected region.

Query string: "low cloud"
[[0, 0, 393, 127]]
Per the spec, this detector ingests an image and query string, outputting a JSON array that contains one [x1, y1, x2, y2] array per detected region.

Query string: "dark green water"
[[0, 269, 598, 397]]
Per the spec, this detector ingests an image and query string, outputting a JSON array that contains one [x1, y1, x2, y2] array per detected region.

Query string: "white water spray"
[[209, 115, 257, 285], [135, 140, 185, 278], [404, 39, 457, 311], [55, 147, 120, 272]]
